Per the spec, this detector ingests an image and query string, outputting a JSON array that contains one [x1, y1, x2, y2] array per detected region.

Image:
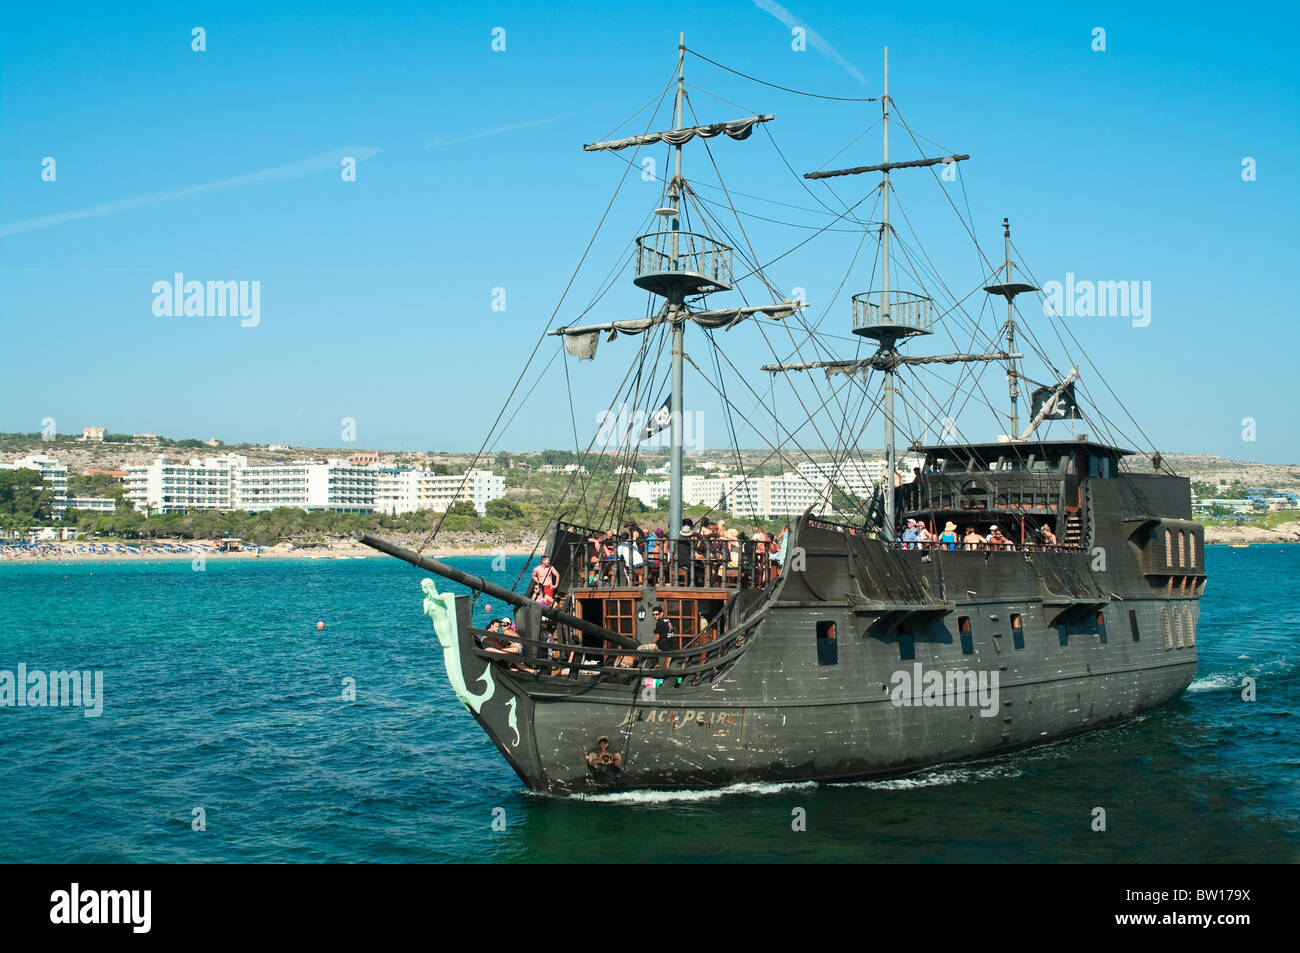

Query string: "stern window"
[[816, 620, 838, 666]]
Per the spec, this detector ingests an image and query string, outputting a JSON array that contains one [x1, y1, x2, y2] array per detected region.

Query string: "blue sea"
[[0, 546, 1296, 863]]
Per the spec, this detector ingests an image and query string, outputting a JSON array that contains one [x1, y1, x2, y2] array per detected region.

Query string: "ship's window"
[[604, 599, 636, 637], [1173, 610, 1185, 649], [1011, 613, 1024, 650], [1096, 611, 1107, 644], [1186, 533, 1195, 569], [663, 599, 697, 638], [1161, 608, 1173, 650], [898, 632, 915, 661], [1175, 530, 1184, 568], [1184, 607, 1196, 646], [1128, 609, 1140, 642], [816, 620, 838, 666], [1164, 529, 1173, 566], [958, 616, 974, 654]]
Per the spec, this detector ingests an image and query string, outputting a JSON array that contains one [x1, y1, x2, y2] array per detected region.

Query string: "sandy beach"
[[0, 538, 542, 564]]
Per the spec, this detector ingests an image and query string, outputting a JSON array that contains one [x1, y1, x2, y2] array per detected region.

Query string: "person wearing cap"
[[939, 521, 958, 550], [902, 518, 920, 549], [987, 524, 1011, 550]]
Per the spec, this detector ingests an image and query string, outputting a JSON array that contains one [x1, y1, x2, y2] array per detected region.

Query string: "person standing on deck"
[[939, 521, 958, 550], [530, 555, 558, 600]]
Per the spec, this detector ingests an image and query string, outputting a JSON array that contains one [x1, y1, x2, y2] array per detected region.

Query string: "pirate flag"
[[631, 398, 673, 442], [1029, 381, 1080, 420]]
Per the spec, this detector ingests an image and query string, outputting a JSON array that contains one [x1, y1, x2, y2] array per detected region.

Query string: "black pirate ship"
[[362, 37, 1203, 795]]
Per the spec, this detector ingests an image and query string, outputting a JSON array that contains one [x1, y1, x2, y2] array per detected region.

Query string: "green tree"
[[485, 498, 524, 520], [446, 500, 479, 517], [0, 468, 53, 523]]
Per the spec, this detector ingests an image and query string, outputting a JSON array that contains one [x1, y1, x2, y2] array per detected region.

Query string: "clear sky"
[[2, 0, 1297, 464]]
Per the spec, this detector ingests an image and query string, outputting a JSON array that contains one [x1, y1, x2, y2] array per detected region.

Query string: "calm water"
[[0, 547, 1296, 863]]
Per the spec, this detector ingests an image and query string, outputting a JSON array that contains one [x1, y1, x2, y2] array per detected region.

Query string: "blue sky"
[[2, 0, 1297, 463]]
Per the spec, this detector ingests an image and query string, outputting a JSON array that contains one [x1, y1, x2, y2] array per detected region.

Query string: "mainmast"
[[880, 48, 895, 532], [668, 33, 687, 546], [800, 48, 968, 538]]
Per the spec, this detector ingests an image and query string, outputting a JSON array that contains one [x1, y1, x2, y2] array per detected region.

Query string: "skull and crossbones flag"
[[1030, 381, 1080, 420], [631, 398, 673, 442]]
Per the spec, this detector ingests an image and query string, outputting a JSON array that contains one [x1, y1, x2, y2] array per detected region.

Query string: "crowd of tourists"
[[900, 518, 1058, 551]]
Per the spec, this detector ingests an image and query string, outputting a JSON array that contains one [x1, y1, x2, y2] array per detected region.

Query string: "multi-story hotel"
[[124, 456, 244, 513], [121, 456, 503, 516], [1, 454, 70, 516], [627, 471, 830, 519], [627, 456, 924, 519], [372, 468, 505, 516]]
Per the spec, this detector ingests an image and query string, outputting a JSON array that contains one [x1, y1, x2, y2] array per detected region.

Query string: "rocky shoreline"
[[1203, 521, 1300, 546]]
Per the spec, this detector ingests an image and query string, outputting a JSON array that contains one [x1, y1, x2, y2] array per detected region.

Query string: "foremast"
[[552, 34, 800, 547]]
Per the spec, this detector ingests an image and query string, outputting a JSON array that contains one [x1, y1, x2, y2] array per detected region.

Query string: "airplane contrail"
[[753, 0, 868, 86], [425, 113, 575, 149], [0, 145, 380, 238]]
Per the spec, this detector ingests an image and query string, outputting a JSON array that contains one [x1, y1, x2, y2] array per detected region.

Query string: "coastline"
[[5, 520, 1298, 563], [0, 539, 541, 564]]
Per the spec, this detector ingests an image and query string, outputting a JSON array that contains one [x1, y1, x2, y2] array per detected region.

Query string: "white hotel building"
[[627, 456, 924, 519], [628, 472, 831, 519], [123, 456, 504, 516], [1, 454, 70, 516], [371, 468, 505, 516], [125, 455, 244, 513]]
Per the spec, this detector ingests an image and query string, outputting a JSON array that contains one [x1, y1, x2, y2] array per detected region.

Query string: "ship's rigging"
[[416, 36, 1175, 560]]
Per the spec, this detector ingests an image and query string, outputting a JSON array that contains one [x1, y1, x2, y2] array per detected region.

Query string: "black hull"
[[426, 466, 1204, 796], [454, 576, 1200, 793]]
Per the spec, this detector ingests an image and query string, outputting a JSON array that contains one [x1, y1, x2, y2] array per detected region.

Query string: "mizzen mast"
[[983, 217, 1039, 437], [802, 48, 968, 536]]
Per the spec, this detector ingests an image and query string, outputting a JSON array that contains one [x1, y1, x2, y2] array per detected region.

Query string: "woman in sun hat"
[[940, 521, 958, 550]]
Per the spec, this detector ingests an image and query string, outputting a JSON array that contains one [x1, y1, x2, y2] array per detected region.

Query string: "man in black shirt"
[[651, 605, 675, 671]]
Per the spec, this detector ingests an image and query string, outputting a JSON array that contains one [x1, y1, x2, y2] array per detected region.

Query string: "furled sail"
[[556, 300, 801, 361], [762, 351, 1022, 381], [584, 115, 774, 153]]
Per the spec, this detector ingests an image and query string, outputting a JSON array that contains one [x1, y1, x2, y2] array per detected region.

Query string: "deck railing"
[[471, 611, 753, 685], [560, 536, 780, 593]]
